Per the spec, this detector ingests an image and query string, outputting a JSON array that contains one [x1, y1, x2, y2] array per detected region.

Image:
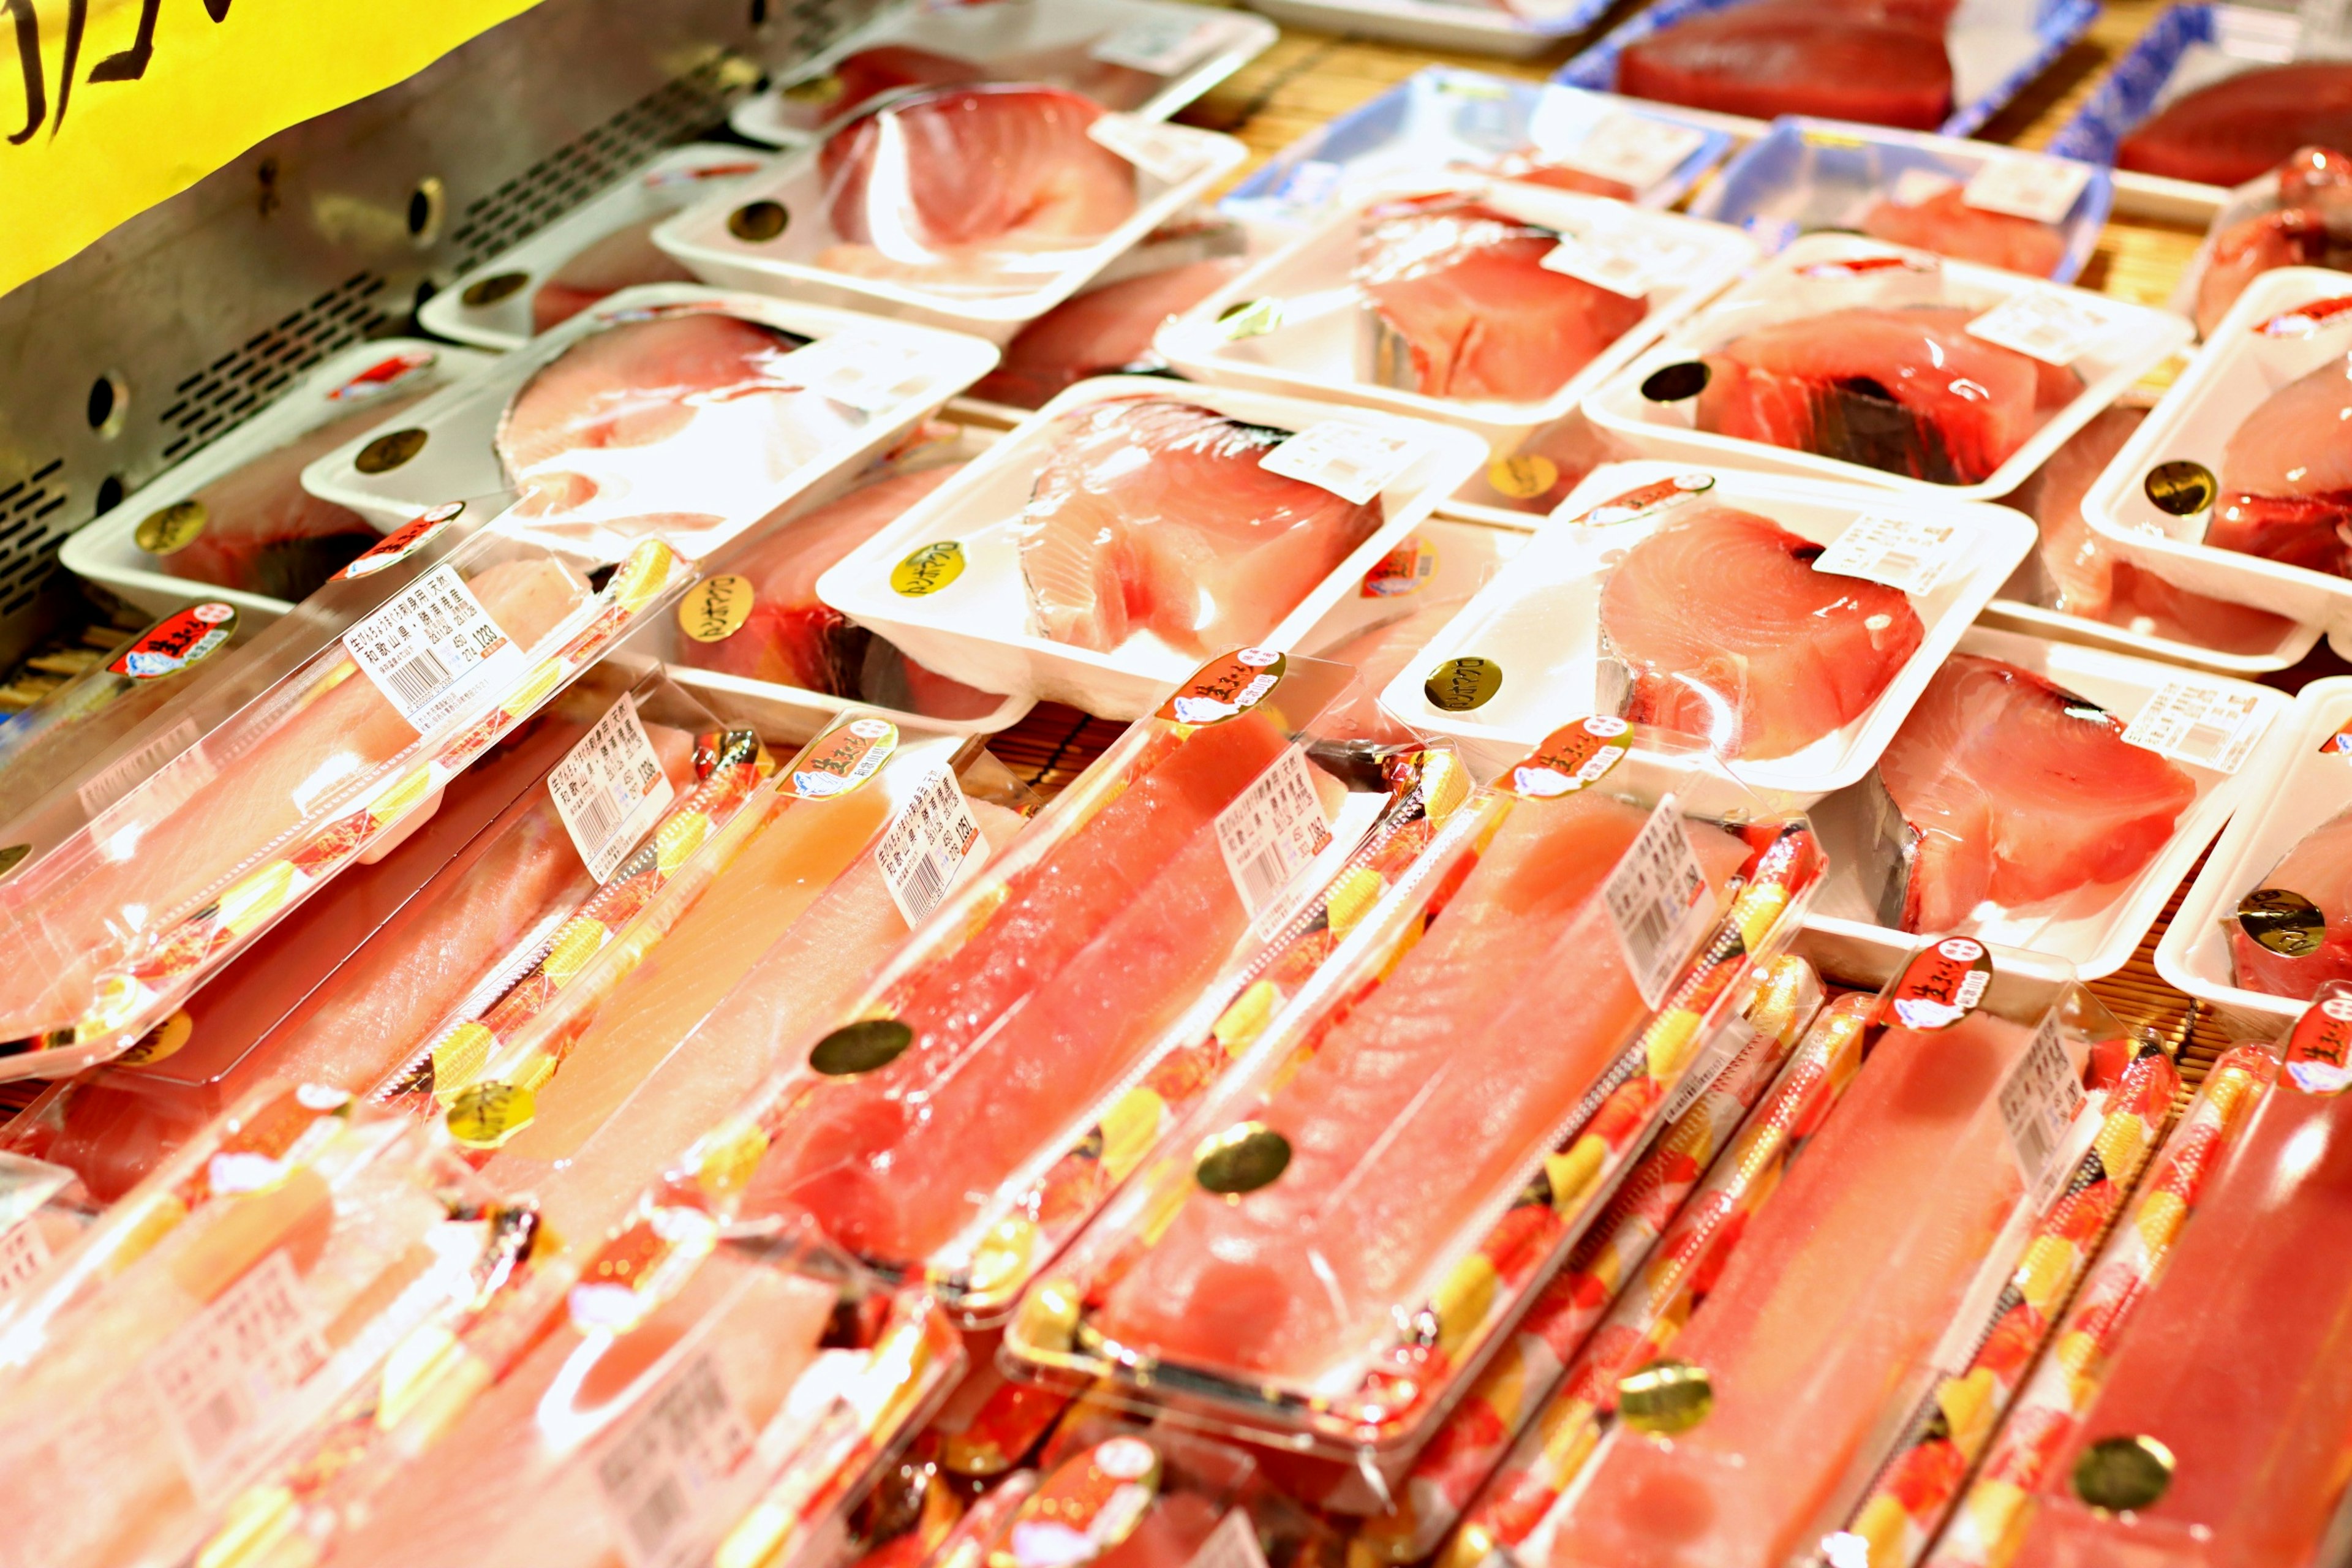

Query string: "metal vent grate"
[[154, 271, 395, 464], [0, 462, 72, 618]]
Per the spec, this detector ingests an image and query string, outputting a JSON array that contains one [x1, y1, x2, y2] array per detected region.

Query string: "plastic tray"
[[1583, 232, 2196, 502], [815, 375, 1487, 718], [58, 339, 496, 620], [1804, 622, 2286, 980], [1374, 459, 2035, 801]]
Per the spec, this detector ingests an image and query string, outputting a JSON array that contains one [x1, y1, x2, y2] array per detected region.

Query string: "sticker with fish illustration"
[[1604, 793, 1714, 1009], [2255, 295, 2352, 337], [677, 575, 753, 641], [1089, 15, 1220, 74], [1961, 154, 2093, 224], [590, 1346, 756, 1568], [1811, 513, 1962, 595], [1159, 648, 1286, 726], [1882, 935, 1992, 1030], [1498, 716, 1630, 798], [549, 693, 677, 885], [338, 502, 466, 581], [135, 500, 208, 556], [2120, 679, 2267, 773], [1964, 288, 2133, 367], [2237, 888, 2323, 958], [789, 716, 898, 799], [1259, 420, 1424, 505], [1564, 472, 1714, 529], [326, 349, 435, 402], [1360, 535, 1438, 597], [2286, 991, 2352, 1094], [109, 603, 236, 680], [1528, 92, 1708, 190], [343, 560, 527, 732], [876, 763, 987, 929]]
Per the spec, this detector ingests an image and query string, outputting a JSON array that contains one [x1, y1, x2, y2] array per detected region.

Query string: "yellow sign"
[[1, 0, 545, 296]]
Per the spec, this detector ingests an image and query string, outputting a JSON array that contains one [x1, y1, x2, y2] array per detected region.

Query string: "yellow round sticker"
[[892, 541, 966, 597], [678, 574, 754, 642], [135, 500, 208, 556], [1424, 656, 1502, 712], [1486, 454, 1559, 500]]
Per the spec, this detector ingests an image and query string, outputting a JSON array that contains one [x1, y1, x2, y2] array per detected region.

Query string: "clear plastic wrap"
[[2178, 145, 2352, 335], [1006, 722, 1822, 1451]]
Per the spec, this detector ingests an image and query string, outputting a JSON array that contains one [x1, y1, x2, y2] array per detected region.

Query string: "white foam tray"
[[418, 144, 772, 352], [1294, 510, 1530, 663], [654, 113, 1248, 344], [729, 0, 1273, 146], [816, 375, 1488, 718], [1245, 0, 1590, 58], [1583, 232, 2195, 503], [299, 284, 998, 548], [1156, 179, 1756, 453], [2159, 674, 2352, 1033], [1804, 623, 2285, 981], [1374, 459, 2036, 802], [1980, 581, 2323, 676], [2083, 265, 2352, 636], [59, 339, 497, 621]]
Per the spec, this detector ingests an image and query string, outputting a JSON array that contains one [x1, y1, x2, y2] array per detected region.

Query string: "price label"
[[1811, 513, 1964, 595], [1215, 748, 1333, 916], [1267, 158, 1345, 214], [1963, 154, 2093, 224], [1604, 794, 1715, 1009], [778, 336, 937, 413], [1259, 420, 1424, 505], [1965, 288, 2133, 367], [548, 693, 676, 884], [1887, 168, 1960, 208], [1998, 1012, 2084, 1201], [593, 1348, 756, 1568], [1660, 1014, 1758, 1123], [1528, 92, 1709, 190], [875, 763, 988, 929], [1087, 113, 1207, 183], [2121, 680, 2267, 774], [343, 563, 527, 733], [0, 1218, 51, 1302], [1088, 17, 1219, 75], [144, 1250, 330, 1502], [1540, 228, 1710, 300]]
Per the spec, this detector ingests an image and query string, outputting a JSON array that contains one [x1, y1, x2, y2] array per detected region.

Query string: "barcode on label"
[[875, 763, 988, 929], [144, 1249, 329, 1502], [1998, 1012, 2081, 1199], [1660, 1016, 1757, 1124], [1964, 288, 2129, 368], [1962, 154, 2092, 224], [2120, 680, 2266, 774], [1527, 92, 1708, 190], [1604, 795, 1715, 1009], [1810, 513, 1963, 595], [1258, 420, 1424, 505], [1215, 748, 1332, 916], [594, 1348, 755, 1568], [1540, 228, 1709, 300], [0, 1219, 51, 1301], [1088, 16, 1218, 74], [549, 693, 677, 884], [343, 562, 526, 732]]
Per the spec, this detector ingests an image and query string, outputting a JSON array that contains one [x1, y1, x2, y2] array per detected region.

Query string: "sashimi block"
[[1878, 654, 2196, 932], [2209, 354, 2352, 579], [1014, 398, 1384, 657], [2233, 804, 2352, 1000], [1695, 304, 2078, 484], [1860, 187, 2067, 280], [530, 216, 696, 334], [974, 257, 1246, 410], [1548, 1007, 2035, 1568], [1616, 0, 1953, 131], [1598, 504, 1924, 760], [1088, 790, 1751, 1387], [1355, 197, 1649, 403], [2118, 64, 2352, 188]]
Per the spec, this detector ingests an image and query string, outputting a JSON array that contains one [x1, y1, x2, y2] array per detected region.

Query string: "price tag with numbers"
[[2122, 680, 2268, 774], [548, 693, 677, 884], [593, 1348, 757, 1568], [1965, 288, 2133, 367], [1527, 91, 1709, 190], [1087, 114, 1208, 183], [1541, 228, 1711, 300], [1259, 421, 1423, 505], [1215, 747, 1332, 916], [1604, 795, 1715, 1008], [1811, 513, 1964, 595], [143, 1250, 330, 1502], [875, 762, 988, 929], [1998, 1011, 2084, 1202], [1963, 154, 2093, 224], [343, 562, 527, 733]]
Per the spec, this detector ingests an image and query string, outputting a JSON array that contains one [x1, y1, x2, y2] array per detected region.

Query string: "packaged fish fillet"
[[1302, 953, 1823, 1539], [0, 1084, 543, 1568], [0, 668, 727, 1203], [1158, 181, 1755, 451], [59, 339, 493, 618], [300, 286, 1000, 560], [1991, 987, 2352, 1568], [1537, 938, 2131, 1568], [817, 379, 1485, 718], [1382, 462, 2032, 799], [1805, 625, 2281, 978], [728, 0, 1273, 148], [651, 652, 1453, 1322], [2079, 265, 2352, 634], [653, 94, 1246, 342], [2174, 146, 2352, 335], [1924, 1043, 2276, 1568], [1690, 119, 2110, 283], [0, 502, 696, 1078], [1559, 0, 2094, 138], [1221, 74, 1734, 232], [1006, 720, 1822, 1453], [421, 144, 769, 350], [1591, 235, 2192, 501]]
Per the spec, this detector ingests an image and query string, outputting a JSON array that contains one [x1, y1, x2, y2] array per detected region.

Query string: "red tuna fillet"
[[972, 256, 1246, 409], [2195, 148, 2352, 335], [1695, 304, 2078, 484], [1599, 504, 1925, 760], [1090, 790, 1752, 1384], [1616, 0, 1954, 132], [1357, 197, 1651, 403], [744, 710, 1294, 1267], [1877, 653, 2196, 932], [2209, 353, 2352, 577], [1016, 398, 1385, 657], [779, 43, 1159, 137], [2232, 805, 2352, 1000], [2119, 63, 2352, 188], [1859, 186, 2068, 279], [529, 216, 696, 334]]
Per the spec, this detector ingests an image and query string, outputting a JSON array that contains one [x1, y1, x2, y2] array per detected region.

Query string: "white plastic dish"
[[728, 0, 1275, 146], [298, 284, 1000, 553], [2082, 265, 2352, 636], [816, 375, 1488, 718], [652, 111, 1248, 344], [1584, 232, 2195, 502], [1373, 458, 2037, 801], [1981, 575, 2324, 676], [1157, 180, 1757, 453], [1292, 511, 1530, 664], [1803, 622, 2285, 981], [59, 339, 497, 622], [2158, 675, 2352, 1033], [418, 144, 771, 352], [1241, 0, 1594, 58]]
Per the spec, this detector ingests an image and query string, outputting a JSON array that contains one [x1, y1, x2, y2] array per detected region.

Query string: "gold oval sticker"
[[679, 573, 753, 642], [1617, 1360, 1714, 1435], [2072, 1434, 2174, 1512], [135, 499, 207, 556], [0, 844, 27, 882], [1486, 453, 1559, 500], [116, 1009, 194, 1066], [355, 428, 429, 474], [461, 270, 531, 307], [1423, 655, 1501, 712], [2239, 887, 2324, 957], [810, 1018, 913, 1076], [2143, 460, 2216, 517], [891, 541, 965, 598], [1194, 1123, 1289, 1194], [445, 1081, 536, 1148], [729, 200, 790, 243]]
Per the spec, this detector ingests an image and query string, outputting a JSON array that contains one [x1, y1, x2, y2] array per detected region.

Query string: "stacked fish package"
[[1003, 719, 1822, 1454]]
